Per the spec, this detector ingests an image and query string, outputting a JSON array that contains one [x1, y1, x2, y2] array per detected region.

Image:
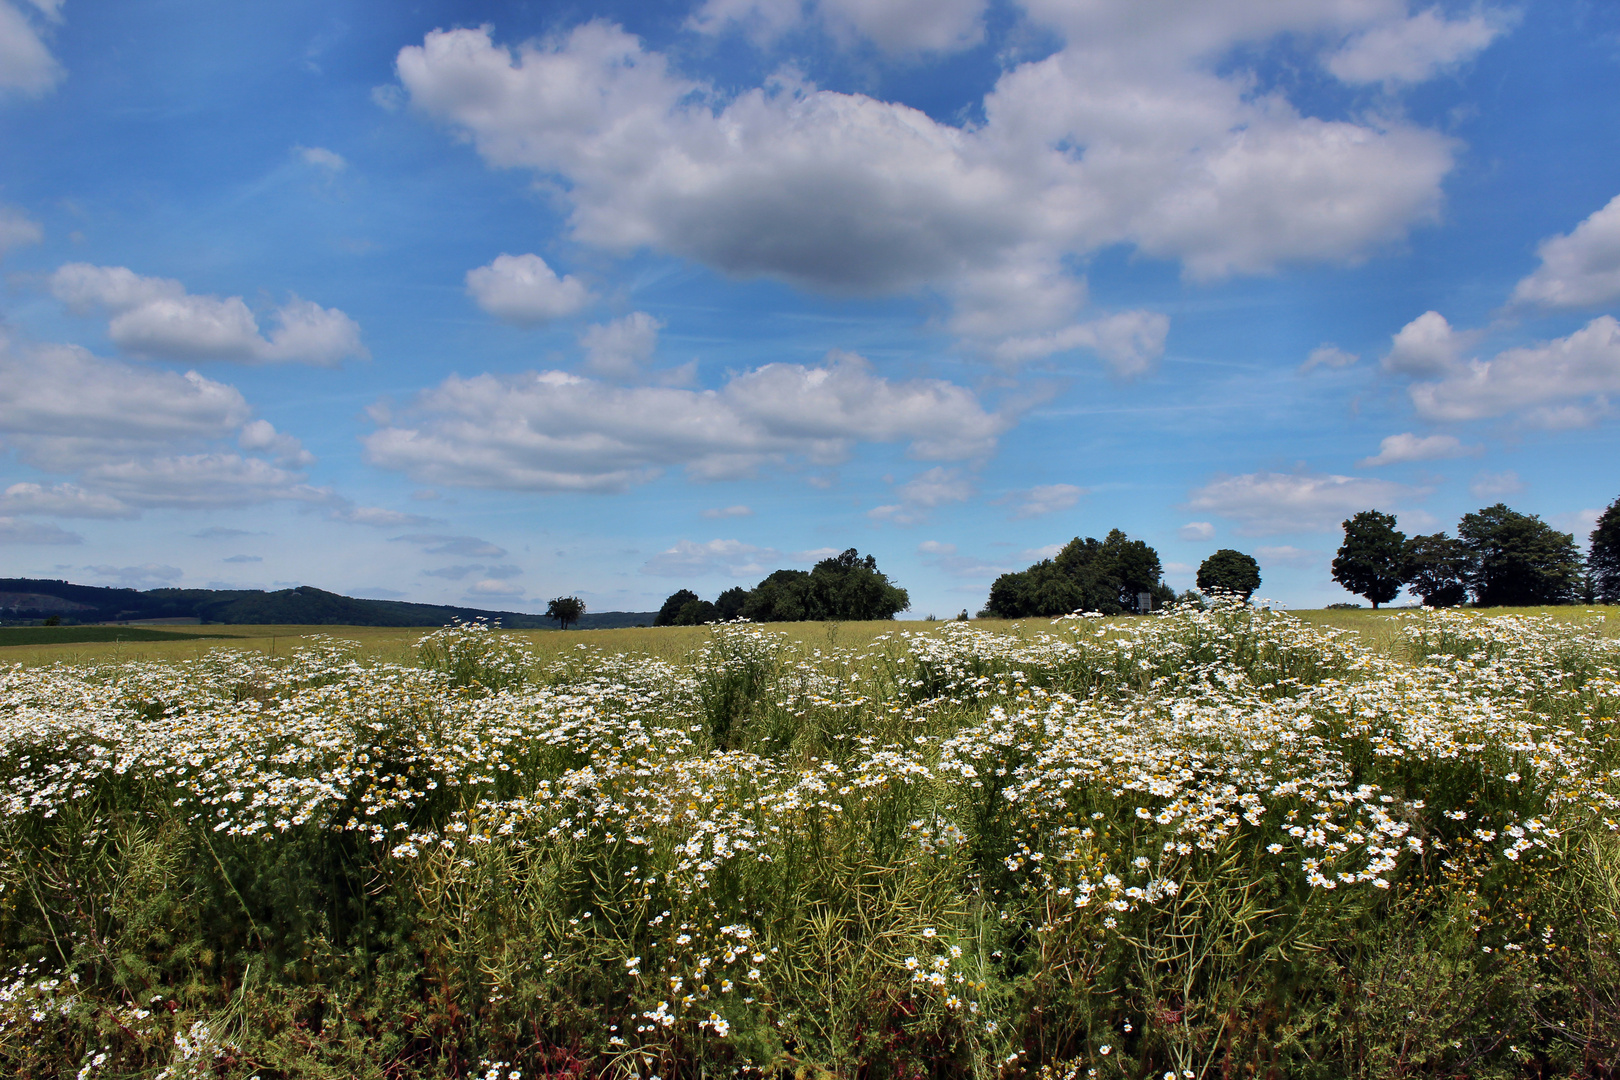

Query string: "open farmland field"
[[3, 604, 1620, 1078]]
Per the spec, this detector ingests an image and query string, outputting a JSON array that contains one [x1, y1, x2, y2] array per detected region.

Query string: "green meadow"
[[2, 604, 1619, 1077]]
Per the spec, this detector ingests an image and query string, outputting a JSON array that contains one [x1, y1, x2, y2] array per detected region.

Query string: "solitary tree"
[[1458, 503, 1581, 607], [1197, 549, 1261, 602], [1590, 496, 1620, 604], [1401, 533, 1470, 608], [1332, 510, 1407, 608], [546, 595, 586, 630]]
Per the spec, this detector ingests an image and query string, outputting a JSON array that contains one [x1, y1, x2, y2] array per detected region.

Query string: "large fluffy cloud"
[[1187, 470, 1420, 535], [0, 337, 251, 470], [50, 264, 367, 365], [0, 334, 388, 516], [1510, 194, 1620, 311], [394, 9, 1482, 349], [365, 351, 1009, 492], [1409, 316, 1620, 427]]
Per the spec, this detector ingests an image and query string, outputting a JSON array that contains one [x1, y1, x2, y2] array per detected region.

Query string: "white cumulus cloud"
[[393, 15, 1463, 347], [1178, 521, 1215, 542], [465, 253, 592, 325], [1187, 470, 1420, 535], [366, 351, 1008, 493], [1300, 344, 1358, 372], [1510, 194, 1620, 311], [1409, 315, 1620, 425], [990, 311, 1170, 377], [0, 482, 133, 518], [0, 0, 63, 96], [1383, 310, 1468, 376], [1358, 432, 1481, 467], [1327, 7, 1510, 85], [238, 418, 315, 467], [580, 311, 662, 378], [0, 336, 251, 470], [50, 263, 367, 365]]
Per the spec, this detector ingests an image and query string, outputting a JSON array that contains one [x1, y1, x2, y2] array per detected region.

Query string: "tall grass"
[[1, 604, 1617, 1078]]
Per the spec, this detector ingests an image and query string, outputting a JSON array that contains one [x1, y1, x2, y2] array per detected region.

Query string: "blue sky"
[[1, 0, 1617, 616]]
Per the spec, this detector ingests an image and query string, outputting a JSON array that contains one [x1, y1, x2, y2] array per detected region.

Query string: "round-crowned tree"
[[1401, 532, 1471, 607], [1332, 510, 1407, 608], [1197, 549, 1261, 602], [545, 595, 585, 630], [1458, 503, 1581, 607]]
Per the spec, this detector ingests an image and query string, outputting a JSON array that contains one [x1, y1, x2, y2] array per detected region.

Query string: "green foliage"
[[4, 608, 1620, 1077], [1332, 509, 1407, 608], [1402, 531, 1472, 607], [654, 589, 700, 627], [985, 529, 1172, 617], [1459, 503, 1582, 606], [1196, 547, 1261, 601], [660, 551, 909, 627], [545, 596, 586, 630], [742, 549, 910, 621], [414, 619, 533, 691], [1591, 496, 1620, 604]]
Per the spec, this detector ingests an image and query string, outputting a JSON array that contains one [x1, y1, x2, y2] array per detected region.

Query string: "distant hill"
[[0, 579, 655, 630]]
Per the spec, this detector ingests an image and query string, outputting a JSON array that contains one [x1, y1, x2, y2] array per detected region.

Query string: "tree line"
[[980, 530, 1269, 618], [1332, 496, 1620, 608], [655, 548, 910, 625]]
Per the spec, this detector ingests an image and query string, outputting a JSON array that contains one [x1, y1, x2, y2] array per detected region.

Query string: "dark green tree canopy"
[[1590, 496, 1620, 604], [658, 550, 909, 626], [545, 595, 585, 630], [1196, 549, 1261, 602], [1458, 503, 1581, 607], [1331, 510, 1407, 608], [985, 529, 1173, 618], [742, 550, 909, 622], [653, 589, 700, 627], [714, 586, 749, 621], [1401, 533, 1470, 608]]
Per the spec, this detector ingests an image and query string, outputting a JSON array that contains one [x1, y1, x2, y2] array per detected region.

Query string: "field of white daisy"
[[2, 602, 1618, 1079]]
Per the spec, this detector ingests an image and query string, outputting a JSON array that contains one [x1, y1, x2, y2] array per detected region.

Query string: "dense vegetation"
[[984, 529, 1174, 617], [4, 604, 1619, 1078], [657, 548, 910, 625], [1333, 501, 1600, 608]]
